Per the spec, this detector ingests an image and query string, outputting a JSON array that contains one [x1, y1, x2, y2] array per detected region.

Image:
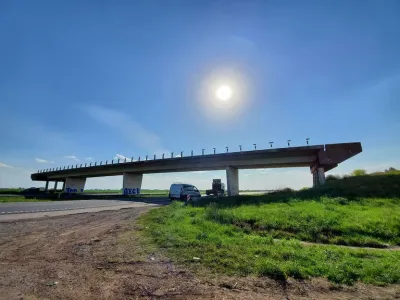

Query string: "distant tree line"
[[326, 167, 398, 181]]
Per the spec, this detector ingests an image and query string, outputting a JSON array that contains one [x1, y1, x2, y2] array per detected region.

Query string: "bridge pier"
[[64, 177, 86, 193], [311, 166, 326, 187], [122, 173, 143, 195], [54, 181, 58, 191], [226, 166, 239, 196], [44, 180, 49, 192]]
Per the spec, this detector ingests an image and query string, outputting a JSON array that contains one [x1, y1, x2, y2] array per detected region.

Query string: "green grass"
[[202, 197, 400, 247], [140, 201, 400, 285], [139, 173, 400, 285], [0, 196, 52, 203], [0, 188, 23, 194]]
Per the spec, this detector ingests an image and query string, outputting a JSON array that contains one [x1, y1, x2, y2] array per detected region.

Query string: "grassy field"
[[0, 188, 23, 194], [201, 197, 400, 247], [140, 172, 400, 285], [0, 196, 52, 203]]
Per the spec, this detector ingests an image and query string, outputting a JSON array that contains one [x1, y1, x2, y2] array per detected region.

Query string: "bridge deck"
[[31, 143, 362, 182]]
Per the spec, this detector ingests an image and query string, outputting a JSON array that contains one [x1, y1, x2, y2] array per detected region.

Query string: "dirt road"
[[0, 207, 399, 300]]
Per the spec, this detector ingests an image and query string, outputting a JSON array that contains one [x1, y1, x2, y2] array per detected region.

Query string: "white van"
[[169, 183, 201, 200]]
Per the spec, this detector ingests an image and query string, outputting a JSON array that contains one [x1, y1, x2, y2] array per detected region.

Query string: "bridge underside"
[[31, 142, 362, 196]]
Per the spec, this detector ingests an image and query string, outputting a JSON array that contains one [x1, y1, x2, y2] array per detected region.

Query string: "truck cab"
[[206, 179, 226, 196]]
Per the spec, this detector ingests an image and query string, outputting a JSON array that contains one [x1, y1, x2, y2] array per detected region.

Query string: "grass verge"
[[203, 197, 400, 247], [140, 201, 400, 285], [0, 196, 52, 203]]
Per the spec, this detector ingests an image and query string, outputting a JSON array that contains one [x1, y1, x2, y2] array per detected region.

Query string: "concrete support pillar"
[[312, 172, 319, 187], [64, 177, 86, 193], [122, 173, 143, 195], [226, 166, 239, 196], [312, 167, 326, 187], [54, 181, 58, 191], [61, 181, 66, 192], [44, 181, 49, 192], [317, 167, 326, 185]]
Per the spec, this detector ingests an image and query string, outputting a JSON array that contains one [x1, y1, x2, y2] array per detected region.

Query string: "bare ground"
[[0, 207, 399, 300]]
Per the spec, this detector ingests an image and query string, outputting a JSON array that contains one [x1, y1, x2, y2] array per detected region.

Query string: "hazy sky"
[[1, 0, 399, 190]]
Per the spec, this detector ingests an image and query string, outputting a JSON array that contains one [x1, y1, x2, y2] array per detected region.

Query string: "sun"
[[216, 85, 232, 101]]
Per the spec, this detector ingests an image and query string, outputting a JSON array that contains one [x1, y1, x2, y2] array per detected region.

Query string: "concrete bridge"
[[31, 142, 362, 196]]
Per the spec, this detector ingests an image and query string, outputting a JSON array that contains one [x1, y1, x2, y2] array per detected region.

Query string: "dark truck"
[[20, 187, 44, 199], [205, 179, 226, 196]]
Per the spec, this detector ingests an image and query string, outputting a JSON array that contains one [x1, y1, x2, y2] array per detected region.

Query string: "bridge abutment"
[[122, 173, 143, 195], [226, 166, 239, 196]]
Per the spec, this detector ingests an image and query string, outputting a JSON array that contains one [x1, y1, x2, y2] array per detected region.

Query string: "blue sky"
[[1, 0, 399, 189]]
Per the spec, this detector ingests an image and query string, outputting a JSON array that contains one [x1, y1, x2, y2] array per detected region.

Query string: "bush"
[[351, 169, 367, 176], [326, 175, 341, 181]]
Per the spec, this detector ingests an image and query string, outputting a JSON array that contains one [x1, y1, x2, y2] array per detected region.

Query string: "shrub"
[[351, 169, 367, 176], [326, 175, 341, 181]]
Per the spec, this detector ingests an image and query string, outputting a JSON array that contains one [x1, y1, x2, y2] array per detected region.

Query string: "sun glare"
[[216, 85, 232, 101]]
